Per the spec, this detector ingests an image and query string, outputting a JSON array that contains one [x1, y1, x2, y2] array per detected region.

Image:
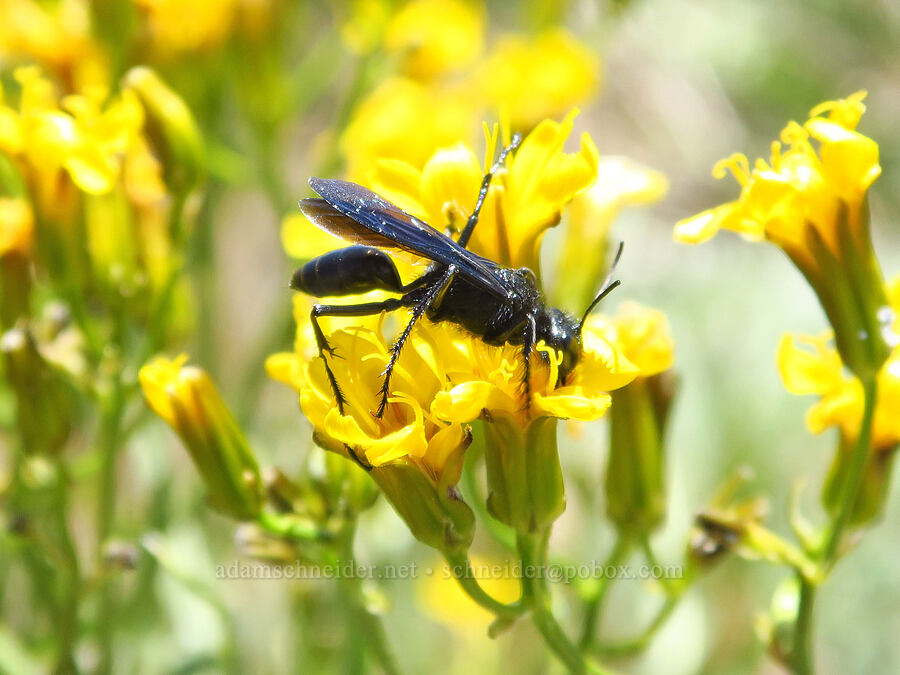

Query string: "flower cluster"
[[336, 0, 600, 180], [676, 92, 889, 378]]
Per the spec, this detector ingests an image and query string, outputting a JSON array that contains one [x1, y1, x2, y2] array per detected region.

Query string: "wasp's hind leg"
[[310, 299, 403, 414], [375, 267, 457, 418]]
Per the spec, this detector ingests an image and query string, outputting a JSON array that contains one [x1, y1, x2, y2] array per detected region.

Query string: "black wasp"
[[291, 135, 621, 418]]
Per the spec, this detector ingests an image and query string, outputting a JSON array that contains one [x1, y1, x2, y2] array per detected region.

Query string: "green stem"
[[330, 524, 401, 675], [790, 376, 877, 674], [595, 595, 679, 657], [788, 573, 816, 675], [95, 383, 126, 675], [821, 376, 878, 564], [517, 531, 610, 675], [51, 460, 80, 675], [442, 550, 524, 620], [579, 535, 632, 649]]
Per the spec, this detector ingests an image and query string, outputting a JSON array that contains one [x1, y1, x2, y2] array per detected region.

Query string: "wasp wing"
[[301, 178, 508, 298]]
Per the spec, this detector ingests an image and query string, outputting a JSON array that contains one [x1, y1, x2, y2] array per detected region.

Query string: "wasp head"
[[537, 308, 583, 385]]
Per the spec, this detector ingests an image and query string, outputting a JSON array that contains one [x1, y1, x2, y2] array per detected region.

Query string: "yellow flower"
[[384, 0, 484, 80], [475, 30, 600, 130], [0, 0, 108, 91], [675, 91, 889, 378], [556, 156, 668, 308], [674, 91, 879, 264], [140, 355, 262, 519], [591, 302, 674, 377], [5, 67, 145, 196], [0, 198, 34, 256], [268, 314, 635, 460], [778, 333, 900, 451], [340, 77, 477, 181], [135, 0, 238, 55], [370, 110, 599, 271]]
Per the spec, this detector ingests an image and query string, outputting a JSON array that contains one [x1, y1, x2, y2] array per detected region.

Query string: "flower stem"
[[821, 376, 878, 564], [579, 535, 632, 649], [95, 380, 126, 675], [442, 550, 524, 620], [790, 375, 877, 674], [788, 573, 816, 675], [517, 531, 611, 675], [52, 460, 81, 675], [331, 524, 402, 675]]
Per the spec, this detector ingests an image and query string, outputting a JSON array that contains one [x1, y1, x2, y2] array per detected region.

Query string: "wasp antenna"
[[579, 242, 625, 332]]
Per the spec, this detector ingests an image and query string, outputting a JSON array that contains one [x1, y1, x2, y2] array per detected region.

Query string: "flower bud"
[[369, 428, 475, 554], [139, 355, 262, 519], [123, 67, 204, 199], [605, 376, 667, 536], [1, 324, 71, 455], [481, 415, 565, 534], [762, 576, 802, 667], [822, 434, 897, 527], [0, 197, 33, 327]]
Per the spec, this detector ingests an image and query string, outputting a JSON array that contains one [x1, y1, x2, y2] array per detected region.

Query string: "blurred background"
[[1, 0, 899, 673]]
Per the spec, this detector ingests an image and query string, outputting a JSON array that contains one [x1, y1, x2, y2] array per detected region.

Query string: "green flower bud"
[[123, 67, 205, 199], [369, 430, 474, 554], [482, 415, 565, 534], [605, 376, 669, 536], [139, 354, 262, 520], [1, 324, 71, 455], [822, 435, 898, 527]]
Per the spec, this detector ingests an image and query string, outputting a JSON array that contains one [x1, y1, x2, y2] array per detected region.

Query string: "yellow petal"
[[369, 157, 428, 217], [776, 333, 843, 395], [139, 354, 190, 427], [674, 202, 738, 244], [419, 142, 482, 230], [805, 118, 881, 199], [281, 212, 345, 259], [533, 387, 611, 421], [431, 380, 516, 422], [323, 404, 428, 465]]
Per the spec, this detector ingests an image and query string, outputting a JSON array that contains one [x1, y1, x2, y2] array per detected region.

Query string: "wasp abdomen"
[[290, 246, 403, 297]]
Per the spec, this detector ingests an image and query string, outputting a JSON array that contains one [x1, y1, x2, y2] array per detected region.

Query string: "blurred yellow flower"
[[340, 77, 476, 181], [418, 555, 519, 627], [281, 212, 348, 261], [371, 110, 599, 271], [0, 0, 107, 91], [339, 0, 392, 55], [557, 156, 668, 308], [384, 0, 484, 80], [0, 198, 34, 256], [475, 30, 600, 130], [592, 302, 674, 377], [140, 354, 262, 518], [778, 331, 900, 451], [3, 67, 145, 197], [136, 0, 238, 55], [674, 91, 879, 266]]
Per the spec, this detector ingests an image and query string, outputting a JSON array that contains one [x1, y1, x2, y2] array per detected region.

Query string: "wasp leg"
[[376, 266, 457, 418], [311, 299, 403, 414], [520, 313, 537, 415], [457, 133, 522, 249]]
